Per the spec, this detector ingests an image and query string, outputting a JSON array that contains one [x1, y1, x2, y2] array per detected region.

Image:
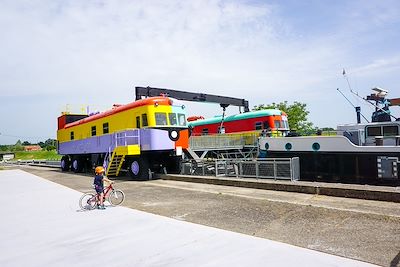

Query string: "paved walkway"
[[0, 170, 376, 267]]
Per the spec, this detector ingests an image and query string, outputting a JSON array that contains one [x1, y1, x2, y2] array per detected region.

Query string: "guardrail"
[[189, 132, 259, 150], [182, 158, 300, 181], [4, 160, 60, 168]]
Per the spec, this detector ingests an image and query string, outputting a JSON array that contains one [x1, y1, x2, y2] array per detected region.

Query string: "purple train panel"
[[140, 128, 174, 151], [58, 129, 174, 155]]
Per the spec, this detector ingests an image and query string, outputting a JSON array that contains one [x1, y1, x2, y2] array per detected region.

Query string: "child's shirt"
[[94, 175, 103, 187]]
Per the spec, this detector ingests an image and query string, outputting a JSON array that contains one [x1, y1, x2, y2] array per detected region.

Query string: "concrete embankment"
[[159, 174, 400, 203]]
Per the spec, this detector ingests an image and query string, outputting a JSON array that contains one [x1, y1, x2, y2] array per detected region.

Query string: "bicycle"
[[79, 183, 125, 210]]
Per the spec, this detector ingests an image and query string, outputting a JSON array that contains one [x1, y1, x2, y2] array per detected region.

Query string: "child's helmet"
[[95, 166, 105, 174]]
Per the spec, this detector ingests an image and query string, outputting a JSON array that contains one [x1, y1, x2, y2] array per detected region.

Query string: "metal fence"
[[4, 159, 60, 168], [182, 158, 300, 181], [189, 132, 259, 150]]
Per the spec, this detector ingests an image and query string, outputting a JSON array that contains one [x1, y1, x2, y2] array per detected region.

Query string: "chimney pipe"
[[355, 106, 361, 124]]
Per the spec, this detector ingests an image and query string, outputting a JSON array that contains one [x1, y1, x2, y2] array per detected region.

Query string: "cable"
[[336, 88, 370, 123]]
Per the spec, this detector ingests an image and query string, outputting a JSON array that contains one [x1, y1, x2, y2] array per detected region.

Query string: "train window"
[[169, 113, 177, 125], [383, 125, 399, 136], [155, 112, 167, 125], [366, 126, 382, 136], [70, 131, 74, 140], [274, 120, 281, 128], [142, 114, 148, 127], [103, 123, 109, 134], [255, 122, 262, 130], [178, 113, 186, 126], [91, 126, 96, 136], [202, 128, 209, 135], [136, 116, 140, 128], [263, 121, 269, 129]]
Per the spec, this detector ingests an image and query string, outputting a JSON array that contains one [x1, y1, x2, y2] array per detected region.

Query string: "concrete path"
[[0, 170, 376, 267]]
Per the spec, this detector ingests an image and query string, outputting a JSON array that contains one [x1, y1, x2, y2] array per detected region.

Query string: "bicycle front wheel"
[[79, 193, 97, 210], [108, 190, 125, 206]]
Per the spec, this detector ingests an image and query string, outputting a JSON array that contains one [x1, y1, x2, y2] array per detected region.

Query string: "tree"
[[12, 140, 24, 151], [44, 138, 56, 147], [253, 101, 315, 135], [42, 139, 57, 151], [22, 141, 31, 146], [0, 145, 9, 152], [46, 145, 56, 151]]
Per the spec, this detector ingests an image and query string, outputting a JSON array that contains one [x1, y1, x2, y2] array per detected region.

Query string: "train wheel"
[[71, 157, 83, 173], [60, 156, 70, 172], [128, 157, 150, 180]]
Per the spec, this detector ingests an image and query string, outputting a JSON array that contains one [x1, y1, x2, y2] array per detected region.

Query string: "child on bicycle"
[[94, 166, 114, 210]]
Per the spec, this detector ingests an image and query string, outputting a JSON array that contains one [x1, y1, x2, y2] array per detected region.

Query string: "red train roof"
[[64, 96, 171, 129]]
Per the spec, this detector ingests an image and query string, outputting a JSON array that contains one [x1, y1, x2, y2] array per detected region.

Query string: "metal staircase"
[[103, 130, 141, 177], [106, 151, 125, 177], [104, 143, 140, 177]]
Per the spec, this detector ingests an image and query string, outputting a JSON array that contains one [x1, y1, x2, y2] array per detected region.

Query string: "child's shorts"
[[95, 185, 104, 194]]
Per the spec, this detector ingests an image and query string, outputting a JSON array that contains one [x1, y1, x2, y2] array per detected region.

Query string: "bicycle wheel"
[[108, 189, 125, 206], [79, 193, 97, 210]]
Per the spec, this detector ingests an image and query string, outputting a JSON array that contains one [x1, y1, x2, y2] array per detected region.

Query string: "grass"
[[13, 150, 62, 160]]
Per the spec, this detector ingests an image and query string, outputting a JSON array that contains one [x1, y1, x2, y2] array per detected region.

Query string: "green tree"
[[0, 145, 9, 152], [22, 141, 31, 146], [253, 101, 315, 135], [44, 138, 56, 147], [46, 145, 56, 151], [12, 140, 24, 151]]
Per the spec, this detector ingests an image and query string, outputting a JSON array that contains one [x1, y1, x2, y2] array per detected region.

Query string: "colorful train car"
[[188, 109, 289, 136], [57, 96, 189, 179]]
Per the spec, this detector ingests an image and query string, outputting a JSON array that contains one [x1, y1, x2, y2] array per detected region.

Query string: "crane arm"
[[389, 98, 400, 106], [135, 86, 250, 112]]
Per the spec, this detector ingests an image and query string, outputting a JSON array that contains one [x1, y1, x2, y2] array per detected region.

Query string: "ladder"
[[106, 151, 125, 177]]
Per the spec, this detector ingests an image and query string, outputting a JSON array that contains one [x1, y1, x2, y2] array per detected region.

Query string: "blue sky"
[[1, 0, 400, 144]]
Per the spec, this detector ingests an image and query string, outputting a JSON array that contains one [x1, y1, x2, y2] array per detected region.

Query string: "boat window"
[[155, 112, 168, 126], [103, 123, 109, 134], [142, 114, 148, 127], [178, 113, 186, 126], [70, 131, 74, 140], [383, 125, 399, 136], [202, 128, 209, 135], [366, 126, 382, 136], [255, 122, 262, 130], [136, 116, 140, 128], [274, 120, 281, 128], [91, 126, 96, 136], [169, 113, 177, 125]]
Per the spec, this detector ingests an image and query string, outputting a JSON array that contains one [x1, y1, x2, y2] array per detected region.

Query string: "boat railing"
[[189, 132, 259, 150]]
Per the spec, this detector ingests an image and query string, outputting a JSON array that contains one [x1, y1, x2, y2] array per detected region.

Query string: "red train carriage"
[[188, 109, 289, 136]]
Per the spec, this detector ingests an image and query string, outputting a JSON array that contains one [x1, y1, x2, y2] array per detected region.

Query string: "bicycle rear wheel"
[[108, 190, 125, 206], [79, 193, 97, 210]]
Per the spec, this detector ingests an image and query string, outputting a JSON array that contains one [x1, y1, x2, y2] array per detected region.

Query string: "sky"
[[1, 0, 400, 144]]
